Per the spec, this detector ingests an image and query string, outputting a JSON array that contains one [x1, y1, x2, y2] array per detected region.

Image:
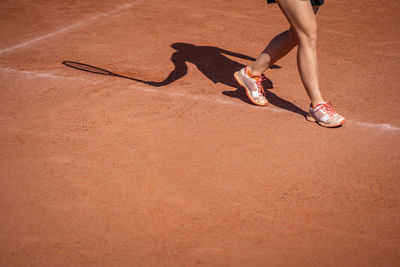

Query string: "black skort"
[[267, 0, 325, 6]]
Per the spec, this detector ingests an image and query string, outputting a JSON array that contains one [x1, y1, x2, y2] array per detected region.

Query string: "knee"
[[298, 28, 318, 49]]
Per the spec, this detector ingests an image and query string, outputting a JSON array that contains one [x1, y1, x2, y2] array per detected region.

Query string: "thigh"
[[277, 0, 318, 37]]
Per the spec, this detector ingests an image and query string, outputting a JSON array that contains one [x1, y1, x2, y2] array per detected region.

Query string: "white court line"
[[128, 85, 400, 131], [352, 122, 400, 131], [0, 66, 93, 82], [1, 65, 399, 132], [0, 1, 141, 55], [130, 85, 238, 106]]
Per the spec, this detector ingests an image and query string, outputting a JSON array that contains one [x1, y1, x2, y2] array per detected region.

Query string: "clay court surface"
[[1, 0, 400, 266]]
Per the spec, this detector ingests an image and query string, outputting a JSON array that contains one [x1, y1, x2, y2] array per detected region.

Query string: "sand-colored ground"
[[1, 0, 399, 266]]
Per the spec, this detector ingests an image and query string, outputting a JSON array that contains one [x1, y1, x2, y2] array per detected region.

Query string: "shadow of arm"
[[219, 48, 255, 61], [147, 52, 188, 87], [219, 48, 281, 69]]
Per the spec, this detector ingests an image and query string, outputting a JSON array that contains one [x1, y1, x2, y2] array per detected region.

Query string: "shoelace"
[[251, 74, 267, 96], [315, 102, 337, 116]]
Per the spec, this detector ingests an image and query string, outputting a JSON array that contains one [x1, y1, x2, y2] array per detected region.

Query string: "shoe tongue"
[[246, 68, 261, 82], [252, 76, 261, 82], [314, 101, 327, 108]]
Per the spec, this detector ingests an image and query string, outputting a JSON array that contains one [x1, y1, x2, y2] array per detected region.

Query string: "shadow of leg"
[[223, 77, 307, 117], [222, 86, 253, 105], [265, 90, 308, 117], [222, 78, 274, 105]]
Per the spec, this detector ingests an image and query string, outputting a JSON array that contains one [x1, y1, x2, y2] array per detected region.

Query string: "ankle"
[[247, 66, 263, 77], [311, 99, 325, 108]]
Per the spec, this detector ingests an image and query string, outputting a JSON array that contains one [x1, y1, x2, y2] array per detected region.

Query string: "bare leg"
[[250, 2, 323, 106], [249, 6, 320, 77], [277, 0, 323, 105], [249, 26, 298, 76]]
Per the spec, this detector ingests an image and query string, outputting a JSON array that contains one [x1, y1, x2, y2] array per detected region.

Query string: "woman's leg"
[[249, 4, 322, 105], [248, 25, 298, 76], [240, 2, 345, 126], [277, 0, 323, 105]]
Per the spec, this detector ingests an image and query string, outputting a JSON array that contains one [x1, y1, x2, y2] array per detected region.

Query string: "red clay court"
[[1, 0, 399, 266]]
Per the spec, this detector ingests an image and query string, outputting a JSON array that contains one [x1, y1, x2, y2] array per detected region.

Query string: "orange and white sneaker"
[[234, 67, 268, 106], [306, 101, 346, 128]]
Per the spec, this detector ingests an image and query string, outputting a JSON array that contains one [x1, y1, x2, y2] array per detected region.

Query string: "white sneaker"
[[306, 101, 346, 127], [234, 67, 268, 106]]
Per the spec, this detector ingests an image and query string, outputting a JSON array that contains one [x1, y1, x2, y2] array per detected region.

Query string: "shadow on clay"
[[62, 42, 307, 117]]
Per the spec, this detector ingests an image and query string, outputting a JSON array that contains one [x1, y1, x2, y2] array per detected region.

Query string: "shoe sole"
[[306, 114, 346, 128], [234, 71, 268, 106]]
